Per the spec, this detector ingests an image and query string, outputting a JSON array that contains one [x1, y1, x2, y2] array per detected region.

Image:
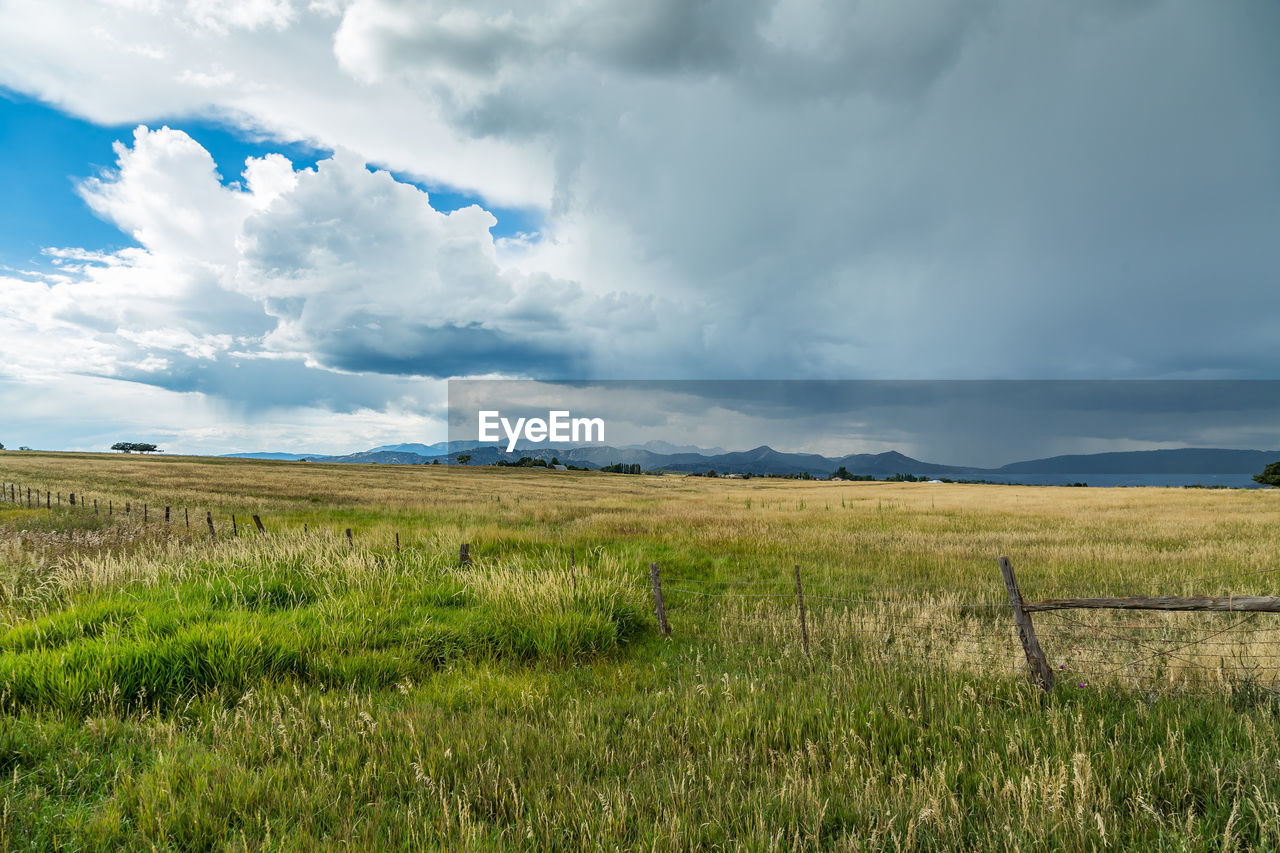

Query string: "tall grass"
[[1, 452, 1279, 849]]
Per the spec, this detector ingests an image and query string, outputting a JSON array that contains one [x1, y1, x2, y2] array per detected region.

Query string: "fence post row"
[[999, 557, 1055, 692], [650, 562, 671, 637]]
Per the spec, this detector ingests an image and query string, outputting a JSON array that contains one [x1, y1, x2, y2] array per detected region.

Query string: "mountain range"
[[219, 445, 1279, 486]]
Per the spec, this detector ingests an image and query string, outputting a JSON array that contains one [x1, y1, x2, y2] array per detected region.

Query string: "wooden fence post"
[[231, 514, 238, 536], [165, 506, 170, 523], [253, 515, 266, 535], [206, 511, 216, 539], [394, 531, 400, 552], [650, 562, 671, 636], [143, 504, 148, 523], [795, 564, 810, 658], [460, 542, 471, 566], [346, 528, 353, 550], [999, 557, 1054, 692], [26, 488, 30, 507], [184, 507, 189, 529], [70, 493, 75, 507], [94, 499, 98, 515]]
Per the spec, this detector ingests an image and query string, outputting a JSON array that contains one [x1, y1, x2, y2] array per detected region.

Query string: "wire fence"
[[3, 478, 1279, 695]]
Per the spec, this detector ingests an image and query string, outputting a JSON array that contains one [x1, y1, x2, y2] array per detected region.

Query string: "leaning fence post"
[[253, 515, 266, 535], [394, 531, 400, 552], [795, 564, 810, 658], [206, 511, 216, 539], [999, 556, 1054, 692], [650, 562, 671, 636], [460, 542, 471, 566]]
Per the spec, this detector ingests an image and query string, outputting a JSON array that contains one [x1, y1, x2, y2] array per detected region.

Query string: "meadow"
[[0, 450, 1278, 850]]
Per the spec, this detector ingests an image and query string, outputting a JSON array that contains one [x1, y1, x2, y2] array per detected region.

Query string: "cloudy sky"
[[0, 1, 1277, 455]]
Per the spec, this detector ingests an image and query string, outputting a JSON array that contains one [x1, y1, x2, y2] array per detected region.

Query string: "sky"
[[0, 0, 1277, 456]]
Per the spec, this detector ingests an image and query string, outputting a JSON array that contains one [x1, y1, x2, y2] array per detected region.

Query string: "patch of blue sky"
[[0, 88, 540, 271]]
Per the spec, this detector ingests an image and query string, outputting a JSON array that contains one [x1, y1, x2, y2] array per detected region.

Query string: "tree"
[[111, 441, 159, 454], [1255, 461, 1280, 487], [456, 453, 472, 465]]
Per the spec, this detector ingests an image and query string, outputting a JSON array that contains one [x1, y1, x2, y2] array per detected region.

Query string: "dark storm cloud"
[[107, 354, 426, 412], [312, 321, 582, 379]]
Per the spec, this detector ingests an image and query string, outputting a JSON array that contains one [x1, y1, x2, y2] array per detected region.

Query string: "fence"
[[4, 479, 1279, 695]]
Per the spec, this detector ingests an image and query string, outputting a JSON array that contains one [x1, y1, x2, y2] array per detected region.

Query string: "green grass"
[[0, 453, 1279, 849]]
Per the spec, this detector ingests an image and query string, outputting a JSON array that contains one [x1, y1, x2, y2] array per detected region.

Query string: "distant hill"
[[620, 440, 727, 456], [221, 451, 312, 461], [999, 448, 1280, 475], [311, 450, 435, 465], [369, 441, 489, 456], [220, 443, 1280, 486]]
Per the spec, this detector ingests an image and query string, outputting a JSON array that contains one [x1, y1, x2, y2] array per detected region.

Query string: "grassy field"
[[1, 451, 1279, 850]]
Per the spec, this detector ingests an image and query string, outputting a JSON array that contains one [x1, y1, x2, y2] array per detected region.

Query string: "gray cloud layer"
[[0, 0, 1277, 451]]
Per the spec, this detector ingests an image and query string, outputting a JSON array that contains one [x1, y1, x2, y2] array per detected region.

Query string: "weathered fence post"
[[460, 542, 471, 566], [795, 563, 810, 658], [346, 528, 353, 550], [394, 531, 400, 552], [999, 557, 1054, 692], [184, 507, 189, 529], [143, 504, 148, 523], [206, 511, 216, 539], [94, 499, 99, 515], [70, 493, 76, 507], [650, 562, 671, 637], [253, 515, 266, 535], [26, 487, 30, 507], [165, 506, 170, 523]]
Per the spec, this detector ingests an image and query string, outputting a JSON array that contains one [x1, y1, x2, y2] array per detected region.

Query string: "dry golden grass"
[[2, 450, 1280, 849]]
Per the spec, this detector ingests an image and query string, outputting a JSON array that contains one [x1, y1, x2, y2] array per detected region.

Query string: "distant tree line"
[[600, 462, 643, 474]]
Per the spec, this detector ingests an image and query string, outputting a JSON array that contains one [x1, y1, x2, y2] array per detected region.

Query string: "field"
[[1, 451, 1279, 850]]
